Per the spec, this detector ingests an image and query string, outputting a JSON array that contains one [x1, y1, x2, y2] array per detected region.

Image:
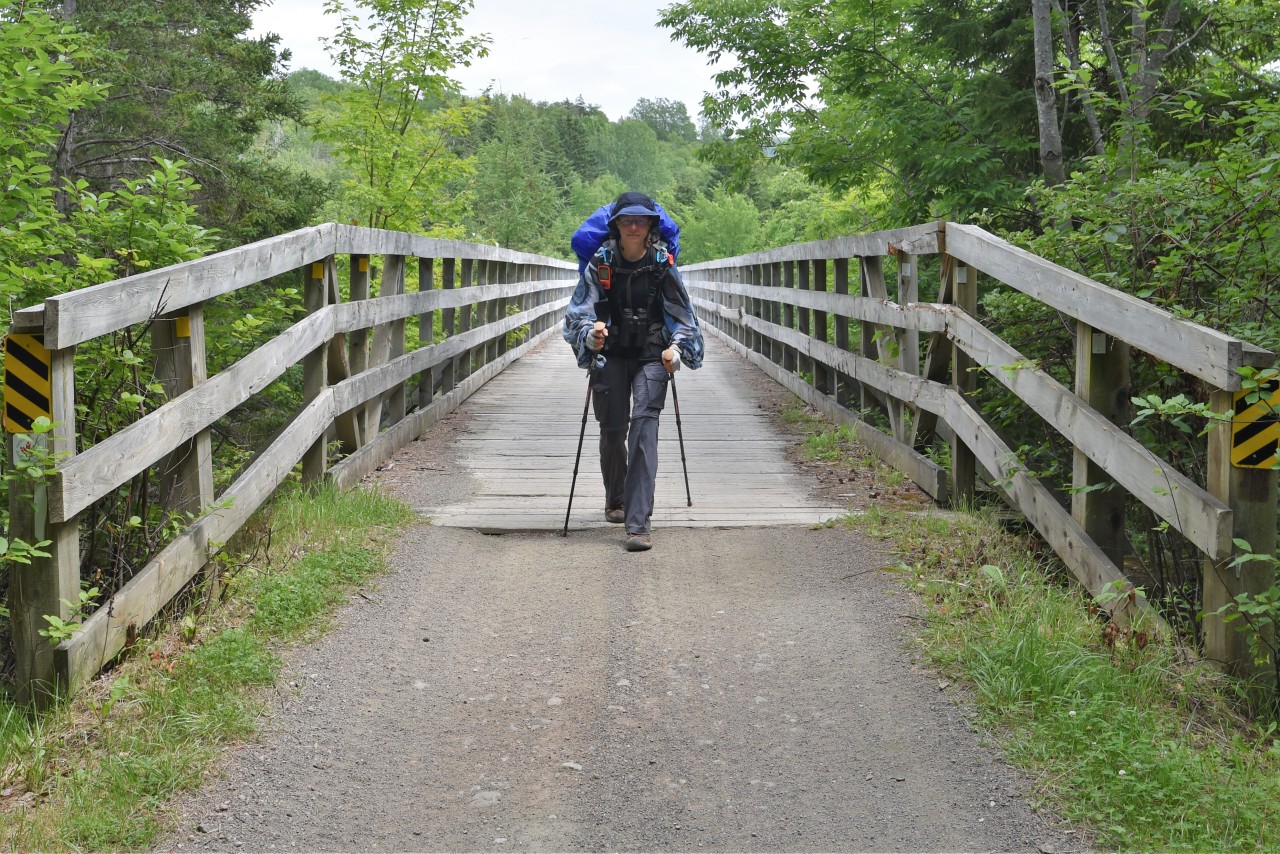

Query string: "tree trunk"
[[1032, 0, 1067, 185]]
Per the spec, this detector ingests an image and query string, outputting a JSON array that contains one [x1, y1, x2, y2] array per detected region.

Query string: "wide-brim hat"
[[608, 192, 659, 224]]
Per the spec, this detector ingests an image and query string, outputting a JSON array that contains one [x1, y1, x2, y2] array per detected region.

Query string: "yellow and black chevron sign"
[[1232, 379, 1280, 469], [3, 333, 52, 433]]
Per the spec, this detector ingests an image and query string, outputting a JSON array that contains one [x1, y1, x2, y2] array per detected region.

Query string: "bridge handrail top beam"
[[334, 224, 577, 269], [678, 223, 942, 269], [943, 223, 1275, 388], [24, 223, 576, 349]]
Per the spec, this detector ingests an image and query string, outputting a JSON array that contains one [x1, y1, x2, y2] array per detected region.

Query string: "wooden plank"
[[707, 326, 947, 501], [735, 283, 1232, 559], [334, 224, 578, 269], [331, 279, 574, 334], [52, 309, 336, 521], [417, 336, 851, 531], [945, 223, 1266, 390], [45, 225, 337, 349], [330, 299, 568, 414], [328, 326, 561, 490], [686, 283, 948, 332]]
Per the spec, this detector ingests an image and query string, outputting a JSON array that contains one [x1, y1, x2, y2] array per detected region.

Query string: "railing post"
[[441, 258, 457, 395], [812, 260, 831, 396], [833, 258, 853, 408], [380, 254, 407, 428], [797, 260, 813, 387], [858, 257, 876, 416], [749, 264, 763, 356], [476, 258, 491, 367], [301, 259, 329, 483], [154, 307, 214, 518], [417, 257, 435, 408], [897, 253, 920, 447], [1071, 323, 1129, 568], [950, 260, 977, 505], [1204, 388, 1278, 678], [496, 261, 510, 357], [773, 262, 785, 366], [862, 255, 903, 440], [897, 253, 919, 378], [782, 260, 797, 375], [10, 343, 80, 706], [348, 253, 371, 444], [458, 258, 474, 381]]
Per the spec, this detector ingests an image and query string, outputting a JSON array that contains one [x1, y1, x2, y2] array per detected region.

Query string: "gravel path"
[[159, 348, 1089, 853]]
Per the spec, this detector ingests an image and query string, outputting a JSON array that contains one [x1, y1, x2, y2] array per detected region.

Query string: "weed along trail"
[[161, 341, 1083, 853]]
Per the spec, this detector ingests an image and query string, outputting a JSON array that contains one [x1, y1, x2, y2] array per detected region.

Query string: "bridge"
[[3, 220, 1277, 704]]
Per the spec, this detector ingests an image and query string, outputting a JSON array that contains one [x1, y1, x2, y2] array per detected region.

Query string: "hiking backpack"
[[571, 200, 681, 275]]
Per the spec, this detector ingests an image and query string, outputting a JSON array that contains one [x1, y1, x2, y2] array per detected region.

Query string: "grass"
[[0, 482, 414, 851], [851, 505, 1280, 851]]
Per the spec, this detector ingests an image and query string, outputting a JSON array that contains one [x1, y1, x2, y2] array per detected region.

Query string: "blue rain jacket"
[[563, 238, 704, 371]]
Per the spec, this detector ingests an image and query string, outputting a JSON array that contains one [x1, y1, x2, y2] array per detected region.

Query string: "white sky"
[[249, 0, 730, 122]]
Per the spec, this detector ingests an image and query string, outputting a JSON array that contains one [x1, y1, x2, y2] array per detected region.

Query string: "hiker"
[[563, 192, 705, 552]]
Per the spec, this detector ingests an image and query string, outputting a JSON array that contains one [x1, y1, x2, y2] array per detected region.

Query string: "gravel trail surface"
[[160, 348, 1088, 853]]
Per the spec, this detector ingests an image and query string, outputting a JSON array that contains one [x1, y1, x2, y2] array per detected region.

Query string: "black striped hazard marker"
[[3, 333, 52, 433], [1232, 379, 1280, 469]]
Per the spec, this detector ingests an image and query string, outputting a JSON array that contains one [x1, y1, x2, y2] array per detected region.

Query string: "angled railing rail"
[[5, 219, 1277, 702], [680, 221, 1277, 670], [5, 224, 576, 703]]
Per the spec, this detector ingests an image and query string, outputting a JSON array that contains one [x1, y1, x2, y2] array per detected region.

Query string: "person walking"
[[563, 192, 704, 551]]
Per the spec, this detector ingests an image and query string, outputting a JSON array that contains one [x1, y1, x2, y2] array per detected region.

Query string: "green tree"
[[660, 0, 1280, 230], [628, 97, 697, 143], [597, 118, 669, 194], [56, 0, 308, 245], [313, 0, 490, 233], [678, 187, 759, 262], [1, 2, 222, 652], [469, 101, 563, 251], [0, 1, 103, 306]]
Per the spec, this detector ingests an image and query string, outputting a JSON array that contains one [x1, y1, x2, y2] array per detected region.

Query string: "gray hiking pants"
[[592, 357, 669, 535]]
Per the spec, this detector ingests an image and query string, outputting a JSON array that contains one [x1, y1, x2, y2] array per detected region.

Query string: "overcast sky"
[[249, 0, 730, 122]]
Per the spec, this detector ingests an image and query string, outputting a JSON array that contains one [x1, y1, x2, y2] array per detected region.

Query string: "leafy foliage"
[[312, 0, 489, 233], [59, 0, 309, 246]]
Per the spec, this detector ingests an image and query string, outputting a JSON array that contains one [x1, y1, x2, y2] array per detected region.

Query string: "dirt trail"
[[160, 345, 1088, 853]]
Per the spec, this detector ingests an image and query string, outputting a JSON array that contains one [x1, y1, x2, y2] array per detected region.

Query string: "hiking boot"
[[605, 506, 625, 524], [625, 533, 652, 552]]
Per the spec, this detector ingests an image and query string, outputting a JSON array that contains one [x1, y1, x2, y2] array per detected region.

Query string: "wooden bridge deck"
[[418, 335, 850, 531]]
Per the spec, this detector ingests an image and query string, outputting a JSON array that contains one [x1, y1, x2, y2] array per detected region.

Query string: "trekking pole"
[[561, 325, 605, 536], [665, 352, 692, 507]]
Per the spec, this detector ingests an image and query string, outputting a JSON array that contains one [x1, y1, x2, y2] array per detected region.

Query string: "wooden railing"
[[5, 223, 576, 703], [680, 221, 1278, 668], [6, 219, 1278, 701]]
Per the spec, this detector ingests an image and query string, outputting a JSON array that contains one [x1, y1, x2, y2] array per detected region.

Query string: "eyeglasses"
[[617, 216, 652, 229]]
